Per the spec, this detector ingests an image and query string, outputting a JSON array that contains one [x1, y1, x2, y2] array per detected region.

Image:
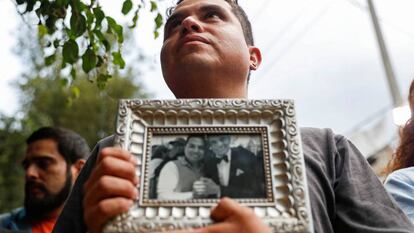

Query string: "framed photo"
[[104, 99, 313, 233]]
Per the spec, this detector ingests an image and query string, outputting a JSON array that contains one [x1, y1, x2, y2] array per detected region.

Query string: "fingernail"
[[132, 188, 139, 200], [134, 176, 139, 185], [130, 156, 138, 165]]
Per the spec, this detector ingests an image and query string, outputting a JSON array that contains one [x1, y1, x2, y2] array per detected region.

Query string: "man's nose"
[[181, 16, 202, 34], [25, 164, 40, 180]]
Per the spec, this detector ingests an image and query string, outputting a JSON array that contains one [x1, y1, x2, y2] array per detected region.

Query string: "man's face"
[[22, 139, 72, 219], [184, 137, 205, 164], [160, 0, 256, 98], [208, 135, 231, 157]]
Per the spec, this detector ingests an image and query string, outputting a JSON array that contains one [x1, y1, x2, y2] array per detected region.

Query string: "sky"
[[1, 0, 413, 135]]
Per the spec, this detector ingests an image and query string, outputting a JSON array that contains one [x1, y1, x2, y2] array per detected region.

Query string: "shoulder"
[[0, 212, 12, 227], [0, 207, 24, 219], [0, 211, 11, 222], [300, 127, 346, 149], [230, 147, 256, 166], [162, 161, 179, 172], [150, 158, 163, 166], [299, 127, 361, 163], [231, 146, 255, 157], [83, 135, 115, 170], [95, 135, 115, 151], [0, 207, 26, 229], [385, 167, 414, 186]]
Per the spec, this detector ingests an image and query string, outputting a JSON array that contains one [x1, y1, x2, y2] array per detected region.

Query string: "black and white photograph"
[[147, 133, 267, 200]]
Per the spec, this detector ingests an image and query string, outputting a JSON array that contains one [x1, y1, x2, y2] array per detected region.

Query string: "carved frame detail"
[[103, 99, 313, 233]]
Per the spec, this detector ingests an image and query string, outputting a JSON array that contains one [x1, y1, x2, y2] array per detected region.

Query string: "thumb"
[[210, 197, 246, 222]]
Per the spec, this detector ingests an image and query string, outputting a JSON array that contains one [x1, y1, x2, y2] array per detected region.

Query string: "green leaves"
[[97, 73, 112, 89], [112, 51, 125, 69], [150, 1, 157, 12], [70, 13, 87, 38], [56, 0, 69, 7], [154, 13, 163, 39], [62, 40, 79, 64], [24, 0, 36, 13], [94, 30, 110, 51], [122, 0, 133, 15], [13, 0, 166, 89], [71, 86, 80, 99], [129, 8, 141, 29], [38, 25, 48, 38], [44, 54, 56, 66], [93, 7, 105, 30], [106, 17, 124, 43], [82, 48, 97, 73]]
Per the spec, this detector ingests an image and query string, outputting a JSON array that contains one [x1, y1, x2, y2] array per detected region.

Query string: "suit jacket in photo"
[[204, 146, 265, 198]]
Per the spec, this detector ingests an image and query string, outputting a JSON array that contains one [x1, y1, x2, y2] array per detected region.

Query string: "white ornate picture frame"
[[104, 99, 313, 233]]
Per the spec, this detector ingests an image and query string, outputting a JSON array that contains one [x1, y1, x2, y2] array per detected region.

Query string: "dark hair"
[[151, 145, 169, 160], [168, 0, 254, 45], [385, 80, 414, 174], [26, 127, 90, 165], [185, 134, 206, 147]]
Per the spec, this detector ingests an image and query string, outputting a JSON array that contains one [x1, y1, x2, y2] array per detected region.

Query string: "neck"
[[174, 78, 249, 98], [216, 150, 230, 158], [48, 206, 63, 219], [42, 206, 63, 220], [167, 69, 250, 98], [185, 157, 202, 169], [175, 89, 248, 99], [28, 206, 62, 223]]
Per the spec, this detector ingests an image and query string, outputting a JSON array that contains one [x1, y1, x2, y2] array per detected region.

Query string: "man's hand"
[[193, 177, 220, 198], [156, 197, 272, 233], [83, 147, 139, 233]]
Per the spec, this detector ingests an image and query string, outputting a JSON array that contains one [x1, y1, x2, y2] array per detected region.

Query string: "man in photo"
[[202, 134, 265, 198]]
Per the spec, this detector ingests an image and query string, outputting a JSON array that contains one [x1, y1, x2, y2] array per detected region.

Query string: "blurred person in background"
[[385, 80, 414, 223], [0, 127, 90, 233]]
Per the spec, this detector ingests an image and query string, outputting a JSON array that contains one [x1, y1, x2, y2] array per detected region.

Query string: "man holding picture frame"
[[53, 0, 414, 233]]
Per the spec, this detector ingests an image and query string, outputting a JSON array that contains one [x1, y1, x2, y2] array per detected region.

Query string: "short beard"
[[24, 169, 72, 221]]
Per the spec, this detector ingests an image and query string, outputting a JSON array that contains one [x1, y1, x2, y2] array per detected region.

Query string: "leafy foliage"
[[0, 23, 151, 212], [0, 116, 26, 213], [14, 0, 164, 87], [19, 74, 148, 146]]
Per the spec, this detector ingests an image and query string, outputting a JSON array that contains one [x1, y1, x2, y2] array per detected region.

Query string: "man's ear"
[[248, 46, 262, 71], [70, 159, 86, 181]]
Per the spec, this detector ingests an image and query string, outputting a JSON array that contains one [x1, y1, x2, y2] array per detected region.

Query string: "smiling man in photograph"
[[201, 134, 265, 198], [53, 0, 414, 233], [0, 127, 90, 233]]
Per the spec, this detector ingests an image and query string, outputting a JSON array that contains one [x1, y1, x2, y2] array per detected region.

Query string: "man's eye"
[[36, 160, 51, 170], [205, 12, 220, 19], [170, 20, 182, 29]]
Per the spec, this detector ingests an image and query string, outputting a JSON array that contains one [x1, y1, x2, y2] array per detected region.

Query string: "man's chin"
[[178, 54, 218, 72], [24, 174, 72, 220]]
